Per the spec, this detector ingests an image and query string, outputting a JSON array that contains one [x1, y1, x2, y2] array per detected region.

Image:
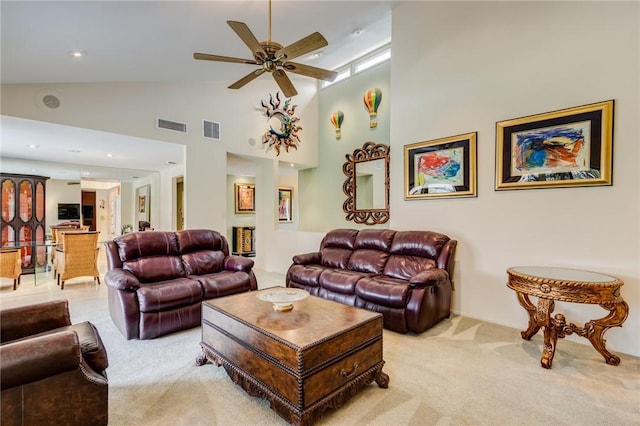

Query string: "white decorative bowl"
[[257, 288, 310, 312]]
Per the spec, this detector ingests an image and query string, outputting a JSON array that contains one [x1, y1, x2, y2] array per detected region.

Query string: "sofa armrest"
[[0, 300, 72, 343], [1, 331, 81, 390], [104, 269, 141, 291], [224, 255, 254, 272], [292, 252, 321, 265], [409, 269, 450, 288]]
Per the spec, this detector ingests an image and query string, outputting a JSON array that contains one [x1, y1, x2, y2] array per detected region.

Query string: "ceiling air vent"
[[157, 118, 188, 134], [203, 120, 221, 140]]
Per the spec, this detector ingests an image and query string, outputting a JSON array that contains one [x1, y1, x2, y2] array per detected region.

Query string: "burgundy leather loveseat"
[[286, 229, 457, 334], [104, 229, 257, 340]]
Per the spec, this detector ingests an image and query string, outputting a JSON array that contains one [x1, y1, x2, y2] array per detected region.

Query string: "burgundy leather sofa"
[[104, 229, 257, 340], [1, 300, 109, 426], [286, 229, 457, 334]]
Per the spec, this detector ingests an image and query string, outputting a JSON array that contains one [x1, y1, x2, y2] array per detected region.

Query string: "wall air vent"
[[157, 118, 188, 133], [203, 120, 221, 140]]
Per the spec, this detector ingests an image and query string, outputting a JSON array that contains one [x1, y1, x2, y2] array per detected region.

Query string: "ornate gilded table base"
[[508, 267, 629, 369]]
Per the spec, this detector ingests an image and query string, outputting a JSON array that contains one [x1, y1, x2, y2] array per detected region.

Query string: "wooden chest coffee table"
[[196, 287, 389, 425]]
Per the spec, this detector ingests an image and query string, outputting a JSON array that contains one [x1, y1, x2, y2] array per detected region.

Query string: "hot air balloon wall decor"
[[260, 92, 301, 156], [330, 111, 344, 140], [363, 88, 382, 128]]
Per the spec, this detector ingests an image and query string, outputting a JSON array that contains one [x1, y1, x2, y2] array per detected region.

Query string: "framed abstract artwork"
[[404, 132, 477, 199], [234, 183, 255, 214], [278, 187, 293, 222], [495, 100, 614, 190]]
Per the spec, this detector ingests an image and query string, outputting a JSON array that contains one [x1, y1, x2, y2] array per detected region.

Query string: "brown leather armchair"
[[0, 300, 109, 426]]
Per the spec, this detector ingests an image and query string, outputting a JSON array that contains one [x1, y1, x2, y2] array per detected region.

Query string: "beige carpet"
[[1, 271, 639, 425]]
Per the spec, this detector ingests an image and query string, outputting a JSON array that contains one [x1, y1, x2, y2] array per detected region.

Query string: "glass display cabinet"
[[1, 173, 49, 273]]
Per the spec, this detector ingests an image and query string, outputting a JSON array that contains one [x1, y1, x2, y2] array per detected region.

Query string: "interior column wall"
[[390, 1, 639, 356]]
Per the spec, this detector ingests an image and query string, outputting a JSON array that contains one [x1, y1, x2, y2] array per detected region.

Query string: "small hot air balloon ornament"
[[363, 88, 382, 128], [330, 111, 344, 140]]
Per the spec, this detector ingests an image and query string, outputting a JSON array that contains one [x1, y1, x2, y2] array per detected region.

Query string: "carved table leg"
[[535, 299, 557, 369], [375, 370, 390, 389], [515, 292, 541, 340], [195, 351, 209, 366], [564, 301, 629, 366]]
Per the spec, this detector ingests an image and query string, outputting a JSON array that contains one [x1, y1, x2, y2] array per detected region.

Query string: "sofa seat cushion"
[[137, 278, 203, 312], [287, 264, 326, 287], [319, 269, 369, 295], [355, 276, 412, 308], [193, 271, 252, 298]]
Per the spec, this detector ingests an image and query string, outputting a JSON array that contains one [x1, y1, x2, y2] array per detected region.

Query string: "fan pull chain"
[[268, 0, 272, 42]]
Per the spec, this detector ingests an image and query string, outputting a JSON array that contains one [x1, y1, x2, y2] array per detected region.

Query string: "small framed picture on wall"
[[278, 187, 293, 222], [235, 183, 255, 214]]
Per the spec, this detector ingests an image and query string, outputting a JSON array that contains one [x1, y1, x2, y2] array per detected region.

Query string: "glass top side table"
[[506, 266, 628, 369]]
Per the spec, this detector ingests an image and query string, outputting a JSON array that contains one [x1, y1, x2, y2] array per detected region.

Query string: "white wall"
[[1, 79, 319, 234], [45, 179, 81, 228], [94, 188, 109, 236], [300, 61, 391, 231], [390, 1, 639, 356], [159, 163, 185, 231]]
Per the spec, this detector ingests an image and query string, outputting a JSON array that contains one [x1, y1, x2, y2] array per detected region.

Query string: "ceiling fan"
[[193, 0, 337, 98]]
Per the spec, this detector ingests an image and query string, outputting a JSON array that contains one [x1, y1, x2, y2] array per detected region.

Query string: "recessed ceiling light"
[[70, 50, 87, 58], [289, 163, 295, 168], [106, 153, 113, 158], [352, 28, 364, 36], [68, 149, 80, 153], [26, 144, 39, 149], [308, 51, 323, 60], [82, 172, 91, 176]]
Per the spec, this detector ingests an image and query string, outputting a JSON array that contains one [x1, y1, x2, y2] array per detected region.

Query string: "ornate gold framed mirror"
[[342, 142, 390, 225]]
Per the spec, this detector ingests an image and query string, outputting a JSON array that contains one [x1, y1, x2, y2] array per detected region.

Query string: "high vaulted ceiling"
[[1, 1, 396, 181]]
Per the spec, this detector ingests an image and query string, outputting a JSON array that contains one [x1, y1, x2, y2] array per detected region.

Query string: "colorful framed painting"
[[278, 187, 293, 222], [234, 183, 255, 214], [495, 100, 614, 190], [404, 132, 477, 199]]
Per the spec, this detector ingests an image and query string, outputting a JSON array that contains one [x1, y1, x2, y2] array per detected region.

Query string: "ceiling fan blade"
[[272, 69, 298, 98], [227, 21, 267, 61], [228, 69, 266, 90], [275, 32, 328, 62], [193, 53, 258, 65], [283, 62, 337, 82]]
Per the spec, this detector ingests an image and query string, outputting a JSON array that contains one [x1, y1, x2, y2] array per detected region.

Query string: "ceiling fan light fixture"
[[193, 1, 334, 97]]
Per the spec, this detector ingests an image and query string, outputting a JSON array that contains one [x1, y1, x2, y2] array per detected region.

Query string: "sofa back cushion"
[[114, 232, 185, 283], [319, 229, 358, 269], [383, 231, 450, 280], [177, 229, 228, 275], [347, 229, 395, 274]]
